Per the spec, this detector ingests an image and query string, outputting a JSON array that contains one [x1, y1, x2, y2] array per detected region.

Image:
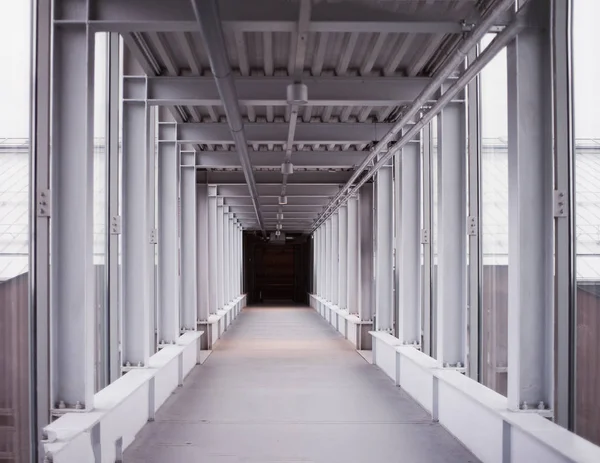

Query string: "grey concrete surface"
[[125, 306, 479, 463]]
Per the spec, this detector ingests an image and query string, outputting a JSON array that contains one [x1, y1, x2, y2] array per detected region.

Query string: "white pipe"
[[312, 4, 526, 230], [312, 0, 523, 230]]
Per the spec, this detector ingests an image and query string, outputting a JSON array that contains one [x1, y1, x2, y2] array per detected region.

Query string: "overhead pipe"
[[190, 0, 265, 232], [311, 0, 522, 230]]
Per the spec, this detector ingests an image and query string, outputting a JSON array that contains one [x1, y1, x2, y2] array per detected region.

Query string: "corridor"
[[124, 307, 478, 462]]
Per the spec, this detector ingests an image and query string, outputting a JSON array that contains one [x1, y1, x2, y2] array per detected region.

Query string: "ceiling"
[[120, 0, 498, 232]]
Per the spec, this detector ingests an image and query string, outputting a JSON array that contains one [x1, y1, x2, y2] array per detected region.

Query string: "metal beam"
[[374, 161, 394, 332], [436, 102, 467, 367], [196, 184, 210, 322], [178, 122, 397, 145], [225, 196, 329, 206], [195, 150, 366, 169], [338, 205, 348, 310], [346, 196, 359, 315], [64, 0, 499, 33], [157, 115, 180, 344], [358, 184, 374, 322], [507, 4, 553, 412], [142, 76, 432, 107], [205, 171, 352, 185], [50, 21, 95, 410], [208, 186, 219, 314], [216, 184, 341, 197], [181, 152, 198, 330]]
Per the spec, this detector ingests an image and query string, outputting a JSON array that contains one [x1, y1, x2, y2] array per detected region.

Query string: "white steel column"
[[314, 228, 320, 296], [229, 212, 235, 299], [436, 101, 467, 367], [358, 184, 374, 322], [157, 111, 180, 344], [375, 162, 394, 332], [122, 50, 151, 367], [216, 198, 224, 309], [399, 139, 422, 345], [347, 196, 359, 314], [223, 206, 230, 303], [507, 8, 553, 411], [50, 19, 95, 410], [325, 219, 331, 301], [338, 206, 348, 310], [196, 183, 210, 322], [180, 151, 197, 330], [331, 212, 339, 305], [208, 186, 218, 314]]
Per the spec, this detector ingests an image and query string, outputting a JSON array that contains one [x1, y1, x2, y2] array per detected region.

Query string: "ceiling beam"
[[224, 197, 329, 206], [180, 122, 395, 145], [217, 184, 341, 197], [196, 150, 367, 168], [143, 76, 431, 107], [77, 0, 504, 33]]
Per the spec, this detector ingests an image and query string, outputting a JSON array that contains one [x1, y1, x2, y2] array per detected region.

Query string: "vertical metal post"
[[316, 227, 322, 297], [358, 184, 374, 322], [216, 197, 224, 309], [196, 183, 210, 322], [222, 206, 230, 304], [325, 219, 331, 301], [347, 196, 359, 314], [436, 101, 467, 367], [106, 32, 121, 383], [122, 49, 151, 367], [375, 162, 394, 332], [30, 0, 52, 454], [422, 123, 433, 356], [552, 0, 575, 430], [507, 3, 553, 411], [331, 212, 339, 305], [399, 138, 422, 345], [146, 107, 157, 355], [180, 151, 197, 330], [208, 186, 218, 313], [338, 206, 348, 310], [157, 110, 180, 344], [314, 228, 319, 296], [50, 16, 95, 409], [229, 212, 235, 300], [466, 47, 482, 380]]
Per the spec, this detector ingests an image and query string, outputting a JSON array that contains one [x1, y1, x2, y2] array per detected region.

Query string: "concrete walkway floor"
[[125, 306, 478, 463]]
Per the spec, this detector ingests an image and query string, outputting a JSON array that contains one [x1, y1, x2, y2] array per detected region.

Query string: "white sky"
[[0, 0, 598, 139]]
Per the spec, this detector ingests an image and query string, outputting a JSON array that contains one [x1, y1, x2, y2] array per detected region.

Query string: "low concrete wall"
[[43, 294, 247, 463], [309, 294, 372, 350], [369, 331, 600, 463]]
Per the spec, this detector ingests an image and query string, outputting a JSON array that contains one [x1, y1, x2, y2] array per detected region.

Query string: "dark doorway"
[[244, 232, 312, 305]]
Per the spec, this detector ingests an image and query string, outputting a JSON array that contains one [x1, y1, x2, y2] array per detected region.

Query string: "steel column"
[[422, 123, 433, 356], [338, 206, 348, 310], [196, 184, 210, 322], [146, 107, 157, 355], [375, 162, 394, 332], [229, 212, 235, 299], [216, 198, 224, 309], [399, 139, 421, 344], [31, 0, 52, 452], [358, 184, 374, 322], [507, 6, 553, 411], [157, 113, 180, 344], [436, 102, 467, 367], [50, 21, 95, 409], [325, 219, 331, 301], [466, 47, 482, 381], [208, 186, 218, 313], [552, 0, 575, 429], [180, 151, 197, 330], [331, 212, 339, 305], [347, 196, 359, 315], [122, 55, 151, 366], [223, 206, 230, 303]]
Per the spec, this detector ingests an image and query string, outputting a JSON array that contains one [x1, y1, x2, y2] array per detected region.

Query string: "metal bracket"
[[553, 190, 568, 217], [467, 216, 478, 236], [150, 228, 158, 244], [37, 189, 51, 217], [110, 215, 122, 235], [420, 228, 430, 244]]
